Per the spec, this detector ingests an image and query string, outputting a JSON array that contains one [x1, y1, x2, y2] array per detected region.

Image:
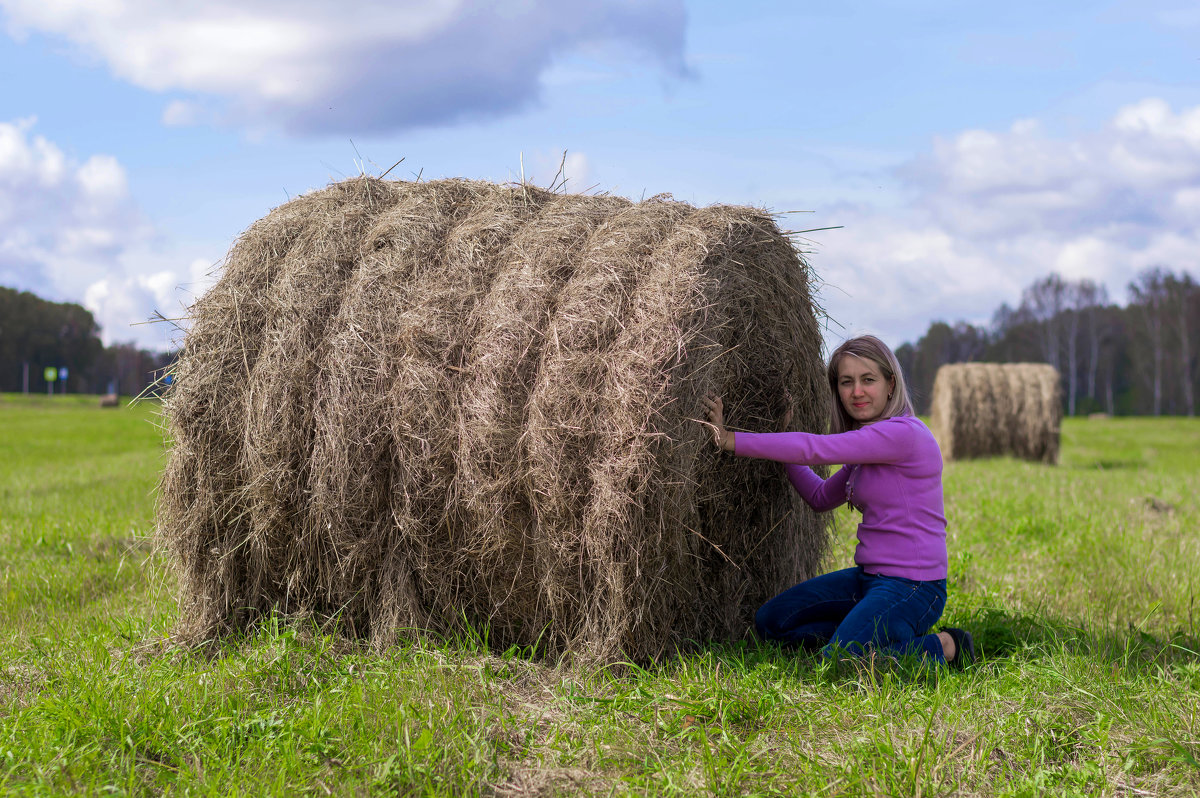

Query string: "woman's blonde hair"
[[827, 335, 915, 433]]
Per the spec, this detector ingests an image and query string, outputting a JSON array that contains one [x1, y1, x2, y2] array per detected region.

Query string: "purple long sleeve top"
[[734, 415, 948, 581]]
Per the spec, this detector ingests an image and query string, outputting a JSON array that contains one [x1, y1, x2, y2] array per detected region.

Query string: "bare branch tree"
[[1082, 282, 1110, 403], [1019, 273, 1068, 371], [1128, 267, 1171, 416], [1063, 279, 1106, 416], [1165, 271, 1198, 416]]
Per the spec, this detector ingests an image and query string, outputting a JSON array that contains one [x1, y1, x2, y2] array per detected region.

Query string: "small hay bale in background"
[[99, 394, 119, 408], [929, 362, 1061, 464], [158, 176, 830, 663]]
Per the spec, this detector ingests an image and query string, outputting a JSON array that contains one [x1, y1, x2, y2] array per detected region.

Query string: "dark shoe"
[[940, 627, 975, 669]]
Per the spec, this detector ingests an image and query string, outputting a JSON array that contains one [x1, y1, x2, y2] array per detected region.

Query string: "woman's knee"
[[754, 603, 781, 640], [755, 570, 859, 642], [755, 596, 811, 641]]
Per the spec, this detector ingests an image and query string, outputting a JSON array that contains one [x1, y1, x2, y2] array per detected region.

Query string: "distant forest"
[[4, 266, 1199, 414], [896, 266, 1199, 417], [0, 286, 173, 396]]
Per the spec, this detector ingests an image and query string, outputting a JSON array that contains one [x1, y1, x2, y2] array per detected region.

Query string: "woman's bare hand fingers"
[[704, 406, 722, 424], [698, 393, 726, 450]]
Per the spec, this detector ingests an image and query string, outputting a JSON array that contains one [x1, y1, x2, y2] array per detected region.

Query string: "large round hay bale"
[[929, 363, 1061, 463], [158, 176, 830, 662]]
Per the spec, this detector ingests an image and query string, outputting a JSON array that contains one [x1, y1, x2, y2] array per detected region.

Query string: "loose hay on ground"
[[158, 176, 830, 663]]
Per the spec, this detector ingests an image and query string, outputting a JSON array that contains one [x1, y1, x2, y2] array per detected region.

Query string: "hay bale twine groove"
[[929, 362, 1062, 464], [158, 176, 830, 663]]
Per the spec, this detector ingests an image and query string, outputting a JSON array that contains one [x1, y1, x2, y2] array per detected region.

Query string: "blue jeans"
[[755, 567, 948, 664]]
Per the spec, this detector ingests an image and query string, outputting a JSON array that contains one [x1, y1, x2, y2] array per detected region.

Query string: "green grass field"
[[1, 392, 1197, 796]]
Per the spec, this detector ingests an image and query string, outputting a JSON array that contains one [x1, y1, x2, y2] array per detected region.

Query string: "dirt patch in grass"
[[0, 664, 45, 710]]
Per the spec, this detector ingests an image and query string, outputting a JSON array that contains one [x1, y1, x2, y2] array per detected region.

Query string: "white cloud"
[[0, 118, 143, 282], [0, 0, 689, 135], [82, 268, 192, 350], [161, 99, 204, 127], [1171, 186, 1200, 217], [815, 98, 1200, 346], [76, 154, 126, 199], [0, 118, 203, 350], [0, 118, 62, 190]]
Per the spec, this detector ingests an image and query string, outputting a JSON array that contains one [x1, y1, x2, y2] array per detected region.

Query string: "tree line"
[[0, 286, 173, 396], [896, 267, 1200, 416], [5, 269, 1199, 414]]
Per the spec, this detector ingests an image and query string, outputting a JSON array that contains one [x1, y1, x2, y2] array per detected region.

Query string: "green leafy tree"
[[0, 287, 104, 393]]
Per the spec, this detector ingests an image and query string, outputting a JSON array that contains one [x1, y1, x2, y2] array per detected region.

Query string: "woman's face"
[[837, 354, 894, 425]]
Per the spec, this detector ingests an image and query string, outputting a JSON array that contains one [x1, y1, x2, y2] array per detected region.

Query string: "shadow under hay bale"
[[929, 362, 1062, 464], [158, 176, 830, 663]]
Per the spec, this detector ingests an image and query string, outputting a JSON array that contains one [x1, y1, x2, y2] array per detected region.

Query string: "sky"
[[2, 0, 1199, 352]]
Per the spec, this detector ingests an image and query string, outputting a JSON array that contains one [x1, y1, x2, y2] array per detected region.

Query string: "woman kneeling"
[[701, 335, 974, 668]]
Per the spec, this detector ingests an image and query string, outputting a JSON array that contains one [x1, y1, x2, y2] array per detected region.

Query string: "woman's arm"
[[701, 392, 911, 466], [735, 420, 914, 466], [786, 464, 849, 512]]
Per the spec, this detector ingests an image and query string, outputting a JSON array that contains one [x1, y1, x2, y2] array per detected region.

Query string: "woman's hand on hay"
[[701, 393, 734, 452]]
